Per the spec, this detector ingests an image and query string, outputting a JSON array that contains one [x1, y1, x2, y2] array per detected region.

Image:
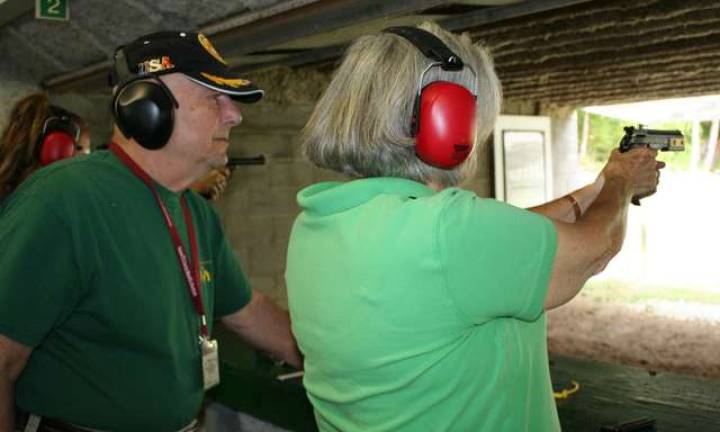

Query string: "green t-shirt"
[[0, 151, 251, 431], [286, 177, 559, 432]]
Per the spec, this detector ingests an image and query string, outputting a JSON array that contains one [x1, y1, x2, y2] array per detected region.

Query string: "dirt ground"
[[546, 294, 720, 380]]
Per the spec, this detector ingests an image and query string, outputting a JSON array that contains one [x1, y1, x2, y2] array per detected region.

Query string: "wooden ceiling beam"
[[238, 0, 614, 73], [486, 8, 720, 61], [500, 56, 720, 95], [209, 0, 449, 57], [470, 0, 720, 42], [502, 49, 720, 81], [512, 75, 720, 105], [496, 33, 720, 77], [438, 0, 597, 32]]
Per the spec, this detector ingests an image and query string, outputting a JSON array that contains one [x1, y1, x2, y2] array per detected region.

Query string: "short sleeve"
[[438, 190, 557, 324], [0, 190, 81, 347]]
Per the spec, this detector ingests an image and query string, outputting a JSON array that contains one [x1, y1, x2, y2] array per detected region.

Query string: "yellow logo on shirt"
[[200, 264, 212, 283]]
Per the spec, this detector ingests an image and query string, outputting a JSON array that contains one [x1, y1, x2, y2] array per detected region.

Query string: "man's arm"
[[221, 290, 303, 369], [528, 175, 605, 223], [0, 334, 31, 432], [544, 148, 661, 310]]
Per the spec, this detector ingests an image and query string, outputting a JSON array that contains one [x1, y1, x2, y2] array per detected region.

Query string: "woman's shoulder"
[[433, 187, 549, 225]]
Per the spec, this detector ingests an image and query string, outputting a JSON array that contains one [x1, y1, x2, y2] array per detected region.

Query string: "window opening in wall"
[[579, 96, 720, 310], [548, 96, 720, 380]]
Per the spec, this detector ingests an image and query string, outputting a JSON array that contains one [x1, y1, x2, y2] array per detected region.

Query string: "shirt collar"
[[298, 177, 434, 216], [107, 147, 184, 206]]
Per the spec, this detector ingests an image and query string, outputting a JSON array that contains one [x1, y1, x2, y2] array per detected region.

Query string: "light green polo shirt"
[[286, 177, 559, 432], [0, 151, 250, 431]]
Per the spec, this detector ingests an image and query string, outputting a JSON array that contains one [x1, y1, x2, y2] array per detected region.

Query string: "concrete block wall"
[[0, 79, 38, 135], [212, 78, 345, 308], [0, 33, 41, 133]]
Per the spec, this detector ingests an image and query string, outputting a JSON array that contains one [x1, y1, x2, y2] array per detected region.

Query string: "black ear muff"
[[112, 79, 176, 150]]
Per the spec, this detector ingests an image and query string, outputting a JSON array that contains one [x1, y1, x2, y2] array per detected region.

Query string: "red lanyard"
[[110, 143, 209, 339]]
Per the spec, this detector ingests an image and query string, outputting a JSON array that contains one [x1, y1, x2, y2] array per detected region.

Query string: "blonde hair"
[[301, 21, 502, 187]]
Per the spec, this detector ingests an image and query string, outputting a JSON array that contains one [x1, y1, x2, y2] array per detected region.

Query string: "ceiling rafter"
[[7, 0, 719, 107], [235, 1, 599, 76], [43, 0, 452, 90], [486, 7, 720, 60]]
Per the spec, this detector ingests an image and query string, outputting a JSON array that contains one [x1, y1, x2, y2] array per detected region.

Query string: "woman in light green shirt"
[[286, 21, 663, 432]]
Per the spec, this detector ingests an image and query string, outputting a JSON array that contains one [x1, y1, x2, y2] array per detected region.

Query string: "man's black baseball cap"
[[109, 31, 263, 103]]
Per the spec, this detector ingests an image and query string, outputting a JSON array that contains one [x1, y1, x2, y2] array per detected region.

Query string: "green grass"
[[582, 279, 720, 305]]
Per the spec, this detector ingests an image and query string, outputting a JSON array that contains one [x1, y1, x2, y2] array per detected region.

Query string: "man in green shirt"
[[0, 31, 301, 431], [286, 22, 663, 431]]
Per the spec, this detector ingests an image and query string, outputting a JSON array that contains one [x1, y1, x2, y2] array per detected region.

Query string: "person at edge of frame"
[[0, 93, 91, 207], [0, 30, 302, 432]]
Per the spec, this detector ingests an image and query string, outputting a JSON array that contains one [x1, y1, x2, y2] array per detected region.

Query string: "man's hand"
[[191, 167, 231, 201], [0, 334, 31, 432], [221, 291, 303, 369]]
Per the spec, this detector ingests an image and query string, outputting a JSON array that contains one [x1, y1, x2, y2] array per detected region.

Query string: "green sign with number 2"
[[36, 0, 69, 21]]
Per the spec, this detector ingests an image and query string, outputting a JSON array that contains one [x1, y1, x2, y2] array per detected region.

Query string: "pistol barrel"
[[227, 155, 266, 167], [631, 129, 685, 151], [620, 125, 685, 152]]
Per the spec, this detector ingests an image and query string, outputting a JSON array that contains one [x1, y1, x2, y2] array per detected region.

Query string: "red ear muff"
[[383, 26, 479, 170], [415, 81, 476, 169], [40, 130, 77, 166]]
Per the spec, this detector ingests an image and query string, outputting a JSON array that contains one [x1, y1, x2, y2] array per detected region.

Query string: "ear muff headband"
[[39, 107, 81, 166], [110, 47, 179, 150], [384, 26, 466, 71], [383, 27, 478, 169], [42, 108, 81, 143]]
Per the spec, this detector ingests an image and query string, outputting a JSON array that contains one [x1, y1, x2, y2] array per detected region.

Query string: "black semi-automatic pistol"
[[619, 125, 685, 153], [618, 125, 685, 205]]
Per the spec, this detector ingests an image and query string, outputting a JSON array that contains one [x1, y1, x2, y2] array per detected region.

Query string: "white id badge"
[[201, 338, 220, 391], [23, 414, 41, 432]]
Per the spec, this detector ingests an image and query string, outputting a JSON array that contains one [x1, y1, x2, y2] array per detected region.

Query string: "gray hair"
[[301, 21, 502, 187]]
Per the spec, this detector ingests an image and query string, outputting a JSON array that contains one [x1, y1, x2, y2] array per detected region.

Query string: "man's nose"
[[219, 96, 242, 126]]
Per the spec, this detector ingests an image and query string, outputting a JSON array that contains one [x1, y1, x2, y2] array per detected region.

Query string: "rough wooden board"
[[551, 356, 720, 431]]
